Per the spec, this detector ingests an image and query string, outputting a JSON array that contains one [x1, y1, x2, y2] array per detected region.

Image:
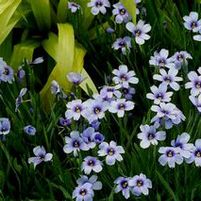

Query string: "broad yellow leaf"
[[41, 23, 97, 111], [10, 40, 40, 69]]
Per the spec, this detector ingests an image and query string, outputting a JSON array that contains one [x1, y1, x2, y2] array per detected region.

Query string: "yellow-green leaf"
[[0, 0, 21, 45], [10, 40, 40, 69], [121, 0, 136, 24], [40, 23, 97, 111], [42, 32, 58, 59], [29, 0, 51, 31], [0, 0, 21, 27]]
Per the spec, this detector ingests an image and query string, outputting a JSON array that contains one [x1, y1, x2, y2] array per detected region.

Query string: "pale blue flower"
[[171, 132, 194, 159], [126, 20, 151, 45], [24, 125, 36, 136], [186, 139, 201, 167], [112, 65, 139, 89], [65, 99, 86, 121], [98, 141, 125, 165], [183, 12, 201, 32], [185, 69, 201, 97], [76, 175, 102, 190], [28, 146, 53, 168], [129, 173, 152, 196], [63, 131, 89, 157], [112, 37, 131, 55], [137, 124, 166, 149], [114, 177, 131, 199], [72, 183, 94, 201], [67, 72, 84, 85], [81, 156, 103, 174], [109, 99, 134, 118], [146, 84, 173, 104], [149, 49, 175, 69], [153, 68, 183, 91], [81, 127, 96, 149], [0, 118, 11, 135], [87, 0, 110, 15], [68, 2, 80, 13], [112, 3, 131, 24], [158, 147, 183, 168]]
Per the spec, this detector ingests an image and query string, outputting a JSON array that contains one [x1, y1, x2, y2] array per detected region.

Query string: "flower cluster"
[[185, 67, 201, 112], [58, 65, 139, 200], [158, 133, 201, 168], [183, 12, 201, 41], [149, 49, 192, 70], [63, 128, 125, 199], [114, 173, 152, 199], [65, 65, 138, 123], [148, 48, 187, 130]]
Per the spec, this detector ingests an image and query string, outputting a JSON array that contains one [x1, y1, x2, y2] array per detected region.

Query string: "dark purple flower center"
[[136, 179, 144, 187], [94, 107, 101, 114], [166, 150, 174, 157], [122, 88, 129, 94], [119, 8, 126, 15], [38, 153, 45, 159], [195, 149, 201, 157], [95, 0, 103, 7], [147, 133, 155, 140], [107, 88, 114, 92], [74, 105, 82, 113], [3, 68, 9, 75], [177, 54, 184, 61], [73, 140, 80, 148], [79, 188, 87, 196], [194, 80, 201, 89], [191, 21, 197, 29], [164, 76, 172, 83], [161, 109, 169, 115], [134, 29, 141, 37], [155, 92, 164, 100], [159, 59, 166, 66], [119, 41, 126, 47], [120, 180, 128, 189], [94, 133, 104, 143], [174, 142, 183, 148], [107, 148, 115, 156], [87, 159, 95, 166], [118, 103, 125, 110], [0, 127, 8, 132], [120, 74, 128, 81], [72, 3, 78, 7]]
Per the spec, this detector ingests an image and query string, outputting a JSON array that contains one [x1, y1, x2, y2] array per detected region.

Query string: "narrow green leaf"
[[0, 33, 12, 63], [29, 0, 51, 31], [121, 0, 136, 24], [57, 0, 68, 22], [77, 0, 94, 29], [156, 171, 179, 201]]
